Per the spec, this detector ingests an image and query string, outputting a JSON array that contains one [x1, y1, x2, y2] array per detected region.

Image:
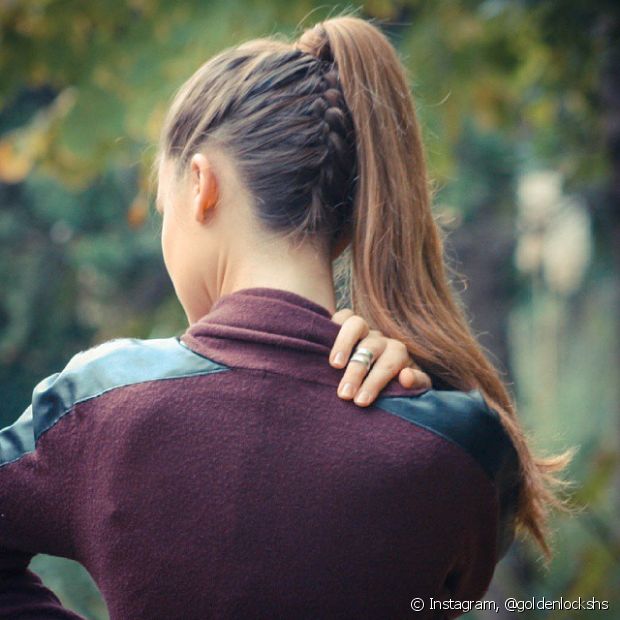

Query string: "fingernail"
[[355, 390, 370, 405], [340, 383, 355, 398], [333, 352, 344, 366]]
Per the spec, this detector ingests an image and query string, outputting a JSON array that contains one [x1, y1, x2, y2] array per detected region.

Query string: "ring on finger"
[[349, 346, 375, 370]]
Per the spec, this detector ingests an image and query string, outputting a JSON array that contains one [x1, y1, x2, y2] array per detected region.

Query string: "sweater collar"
[[181, 286, 420, 396]]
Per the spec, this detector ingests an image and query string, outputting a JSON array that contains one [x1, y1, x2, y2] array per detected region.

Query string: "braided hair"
[[304, 66, 357, 240], [159, 37, 357, 246]]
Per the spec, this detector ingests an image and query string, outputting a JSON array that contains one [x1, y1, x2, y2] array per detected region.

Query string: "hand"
[[329, 308, 432, 407]]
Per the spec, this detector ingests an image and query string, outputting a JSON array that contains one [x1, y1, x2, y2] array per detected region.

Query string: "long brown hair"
[[156, 14, 573, 559]]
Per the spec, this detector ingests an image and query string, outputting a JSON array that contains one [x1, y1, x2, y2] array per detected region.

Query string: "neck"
[[207, 235, 338, 320], [222, 271, 338, 315]]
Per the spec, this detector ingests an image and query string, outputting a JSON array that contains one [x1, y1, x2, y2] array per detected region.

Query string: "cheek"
[[161, 209, 187, 286], [161, 212, 174, 273], [160, 208, 211, 324], [160, 209, 199, 291]]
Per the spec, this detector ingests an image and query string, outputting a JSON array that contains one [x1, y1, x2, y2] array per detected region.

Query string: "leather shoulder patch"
[[0, 338, 229, 468]]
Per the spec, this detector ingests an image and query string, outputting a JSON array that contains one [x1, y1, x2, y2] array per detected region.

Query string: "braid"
[[292, 27, 357, 240], [304, 67, 357, 238], [161, 31, 357, 244]]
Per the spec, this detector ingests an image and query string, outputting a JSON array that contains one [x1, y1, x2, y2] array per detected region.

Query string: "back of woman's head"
[[159, 33, 357, 246], [157, 14, 573, 560]]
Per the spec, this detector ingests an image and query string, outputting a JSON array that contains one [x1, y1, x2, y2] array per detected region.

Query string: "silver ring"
[[349, 346, 375, 369]]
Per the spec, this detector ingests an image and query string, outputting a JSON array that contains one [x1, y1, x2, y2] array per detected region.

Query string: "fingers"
[[329, 311, 370, 368], [349, 339, 410, 407], [329, 310, 433, 408], [398, 367, 432, 391], [336, 335, 387, 400], [395, 354, 432, 390], [330, 308, 354, 326]]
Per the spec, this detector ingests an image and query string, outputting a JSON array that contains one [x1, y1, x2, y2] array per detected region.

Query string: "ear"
[[189, 152, 220, 224]]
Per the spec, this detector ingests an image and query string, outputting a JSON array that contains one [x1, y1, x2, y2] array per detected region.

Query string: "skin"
[[156, 145, 432, 407]]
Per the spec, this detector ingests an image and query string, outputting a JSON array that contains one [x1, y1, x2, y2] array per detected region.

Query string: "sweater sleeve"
[[0, 372, 87, 619]]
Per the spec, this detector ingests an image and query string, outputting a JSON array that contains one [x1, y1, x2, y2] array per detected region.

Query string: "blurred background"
[[0, 0, 618, 618]]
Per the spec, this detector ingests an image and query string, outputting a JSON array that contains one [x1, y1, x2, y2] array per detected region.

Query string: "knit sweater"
[[0, 287, 520, 619]]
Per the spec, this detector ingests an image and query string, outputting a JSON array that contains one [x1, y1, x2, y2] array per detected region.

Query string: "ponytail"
[[297, 16, 573, 559]]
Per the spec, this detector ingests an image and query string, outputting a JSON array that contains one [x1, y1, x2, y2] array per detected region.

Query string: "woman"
[[0, 15, 570, 620]]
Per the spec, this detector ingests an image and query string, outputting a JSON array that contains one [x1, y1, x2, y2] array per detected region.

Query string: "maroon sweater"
[[0, 287, 520, 619]]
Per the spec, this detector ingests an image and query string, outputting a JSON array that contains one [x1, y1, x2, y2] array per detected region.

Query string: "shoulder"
[[20, 337, 229, 443], [52, 336, 228, 391], [375, 388, 514, 480], [1, 337, 229, 468], [375, 388, 521, 558]]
